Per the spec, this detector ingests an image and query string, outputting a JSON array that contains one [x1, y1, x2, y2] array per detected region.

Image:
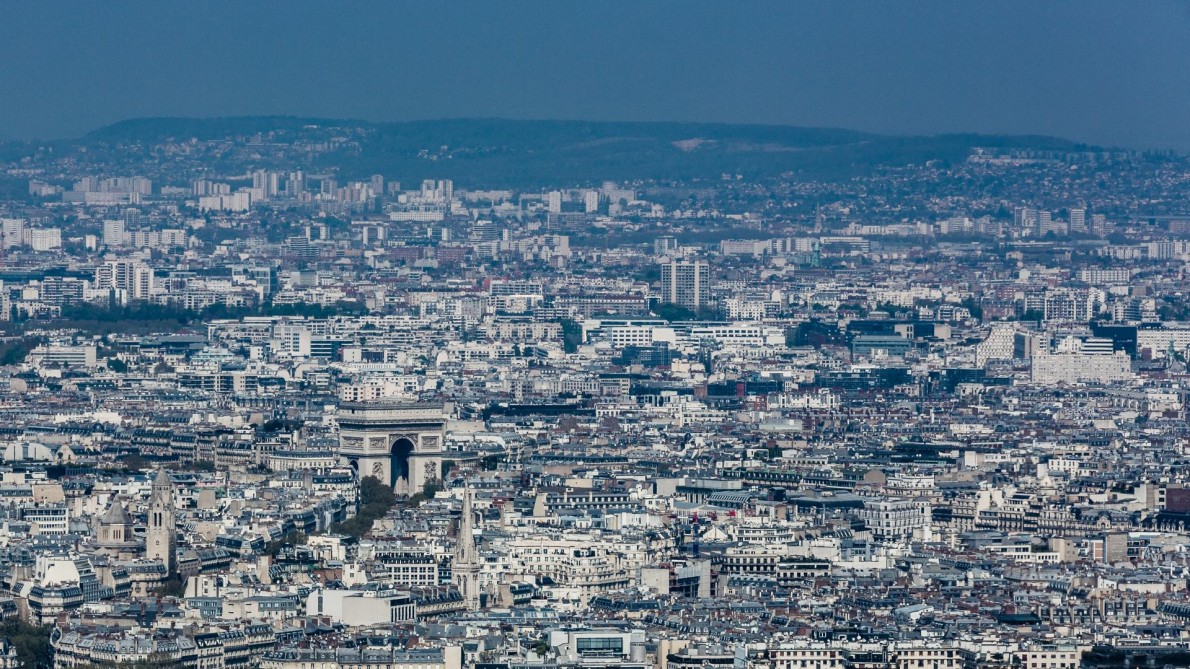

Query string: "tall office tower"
[[1014, 207, 1037, 233], [654, 236, 678, 257], [0, 218, 25, 249], [95, 260, 154, 300], [1038, 210, 1053, 235], [103, 219, 126, 247], [126, 177, 153, 195], [661, 260, 710, 310], [24, 228, 61, 252], [421, 179, 453, 202], [130, 263, 154, 300], [469, 219, 501, 242], [584, 190, 600, 213], [287, 171, 305, 196], [547, 190, 563, 213], [370, 174, 385, 196], [1090, 213, 1109, 236], [1069, 208, 1086, 233], [252, 169, 278, 198]]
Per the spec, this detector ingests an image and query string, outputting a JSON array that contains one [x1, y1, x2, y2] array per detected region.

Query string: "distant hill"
[[84, 116, 362, 143], [74, 117, 1097, 186]]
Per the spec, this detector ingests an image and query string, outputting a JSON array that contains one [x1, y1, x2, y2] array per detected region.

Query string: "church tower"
[[145, 469, 176, 576], [452, 488, 481, 611]]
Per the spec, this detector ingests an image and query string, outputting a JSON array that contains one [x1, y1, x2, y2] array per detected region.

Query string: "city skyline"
[[3, 4, 1190, 669]]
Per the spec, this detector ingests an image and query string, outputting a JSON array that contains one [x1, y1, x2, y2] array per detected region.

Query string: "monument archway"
[[338, 402, 445, 495]]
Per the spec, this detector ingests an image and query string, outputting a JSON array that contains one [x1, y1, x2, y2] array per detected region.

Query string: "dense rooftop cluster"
[[0, 123, 1189, 669]]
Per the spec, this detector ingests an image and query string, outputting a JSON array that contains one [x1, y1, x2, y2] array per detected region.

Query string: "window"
[[576, 637, 623, 656]]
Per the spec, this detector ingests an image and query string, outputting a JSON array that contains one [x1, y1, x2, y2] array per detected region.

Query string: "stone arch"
[[390, 438, 416, 489]]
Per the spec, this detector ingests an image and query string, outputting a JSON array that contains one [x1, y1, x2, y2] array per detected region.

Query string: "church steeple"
[[453, 487, 480, 611], [145, 469, 176, 576]]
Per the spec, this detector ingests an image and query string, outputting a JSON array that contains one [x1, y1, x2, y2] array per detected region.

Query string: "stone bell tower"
[[145, 469, 176, 576]]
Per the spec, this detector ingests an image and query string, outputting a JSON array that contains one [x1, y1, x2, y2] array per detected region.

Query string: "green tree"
[[264, 531, 307, 558], [0, 335, 45, 366], [360, 475, 396, 507], [558, 319, 582, 354], [653, 302, 697, 322], [422, 480, 440, 499], [330, 476, 396, 539], [123, 454, 148, 471], [0, 618, 54, 669], [960, 296, 984, 321], [152, 574, 187, 598]]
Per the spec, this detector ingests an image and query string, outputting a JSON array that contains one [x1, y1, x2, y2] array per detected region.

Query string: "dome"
[[98, 498, 133, 527]]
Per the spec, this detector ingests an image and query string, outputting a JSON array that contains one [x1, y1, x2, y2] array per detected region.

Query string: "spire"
[[149, 469, 173, 509], [453, 486, 481, 611], [150, 468, 174, 507], [456, 487, 478, 565], [153, 467, 172, 490]]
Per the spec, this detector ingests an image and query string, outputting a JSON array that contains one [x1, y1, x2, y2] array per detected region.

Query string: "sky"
[[0, 1, 1187, 149]]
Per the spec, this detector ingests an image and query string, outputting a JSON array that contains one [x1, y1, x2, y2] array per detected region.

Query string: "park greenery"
[[328, 476, 396, 538], [5, 300, 368, 340]]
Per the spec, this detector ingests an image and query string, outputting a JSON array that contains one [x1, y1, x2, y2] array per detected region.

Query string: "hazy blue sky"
[[1, 1, 1187, 148]]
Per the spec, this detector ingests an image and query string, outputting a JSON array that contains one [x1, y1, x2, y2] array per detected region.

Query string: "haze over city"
[[1, 4, 1190, 669], [0, 1, 1188, 148]]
